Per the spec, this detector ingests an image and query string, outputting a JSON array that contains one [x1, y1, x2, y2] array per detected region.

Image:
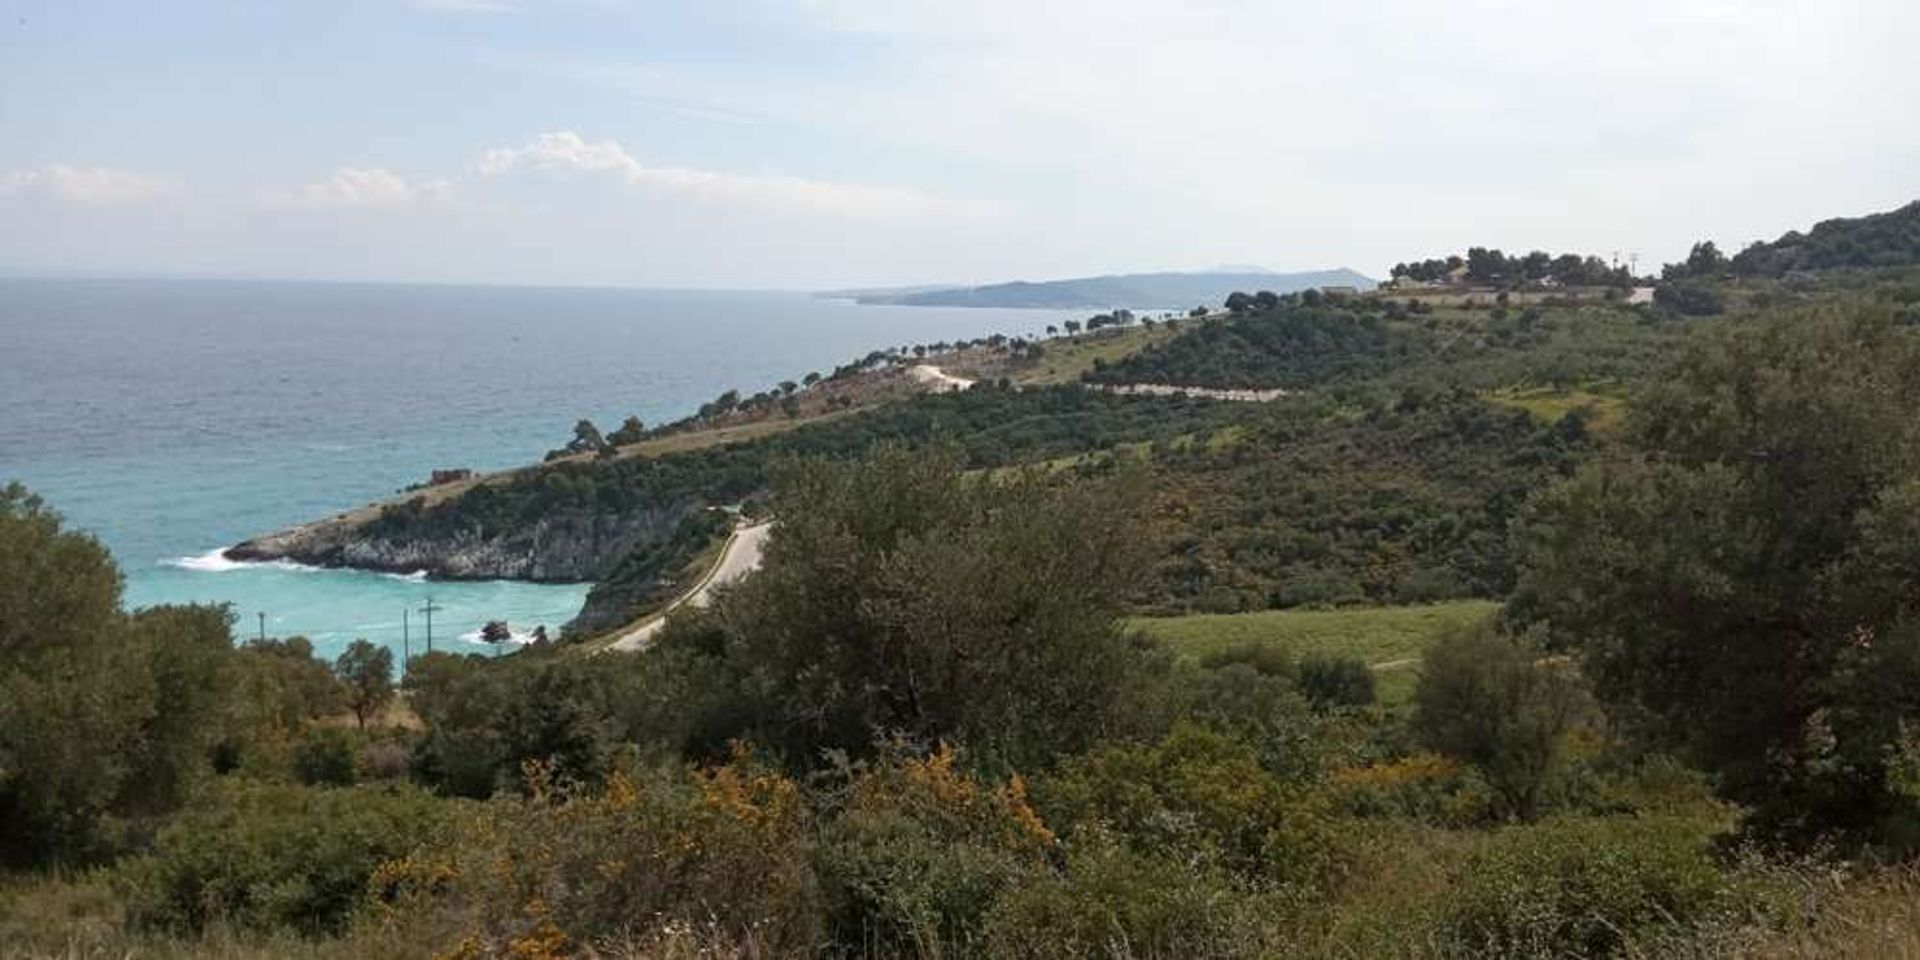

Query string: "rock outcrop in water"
[[225, 505, 690, 583]]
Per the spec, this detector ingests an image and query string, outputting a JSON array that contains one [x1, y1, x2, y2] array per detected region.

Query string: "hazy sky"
[[2, 0, 1915, 288]]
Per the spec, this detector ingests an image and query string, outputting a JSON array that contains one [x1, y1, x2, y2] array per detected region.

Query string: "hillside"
[[1729, 199, 1920, 276], [226, 201, 1920, 640], [838, 267, 1375, 308]]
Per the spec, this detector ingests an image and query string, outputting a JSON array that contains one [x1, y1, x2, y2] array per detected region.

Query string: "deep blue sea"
[[0, 277, 1067, 661]]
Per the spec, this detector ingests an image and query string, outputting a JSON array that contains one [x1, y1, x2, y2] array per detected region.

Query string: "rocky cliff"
[[226, 504, 690, 583]]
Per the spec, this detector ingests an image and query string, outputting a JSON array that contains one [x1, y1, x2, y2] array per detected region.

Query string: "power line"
[[419, 597, 444, 654]]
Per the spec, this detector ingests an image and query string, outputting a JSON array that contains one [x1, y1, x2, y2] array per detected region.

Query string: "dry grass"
[[1740, 864, 1920, 959], [624, 411, 852, 458], [311, 695, 423, 732]]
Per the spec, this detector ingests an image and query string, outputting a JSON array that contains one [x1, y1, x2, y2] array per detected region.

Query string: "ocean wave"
[[381, 569, 430, 583], [457, 625, 546, 646], [165, 548, 323, 575]]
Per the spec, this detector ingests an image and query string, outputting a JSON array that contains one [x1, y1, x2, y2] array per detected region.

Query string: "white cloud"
[[472, 130, 951, 216], [477, 131, 642, 178], [296, 167, 446, 207], [0, 165, 177, 205]]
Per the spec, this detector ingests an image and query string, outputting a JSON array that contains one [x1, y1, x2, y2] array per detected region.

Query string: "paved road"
[[607, 522, 772, 652]]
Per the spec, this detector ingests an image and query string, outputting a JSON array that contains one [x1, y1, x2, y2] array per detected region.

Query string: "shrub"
[[291, 727, 358, 786], [1182, 662, 1322, 781], [1653, 281, 1725, 316], [981, 830, 1290, 959], [1414, 621, 1586, 820], [1296, 654, 1376, 709], [369, 754, 821, 957], [1328, 752, 1496, 825], [120, 780, 452, 936], [1437, 815, 1750, 957], [817, 744, 1056, 956], [1038, 724, 1336, 886]]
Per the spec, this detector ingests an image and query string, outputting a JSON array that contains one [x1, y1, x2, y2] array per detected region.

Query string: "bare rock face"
[[226, 505, 688, 584]]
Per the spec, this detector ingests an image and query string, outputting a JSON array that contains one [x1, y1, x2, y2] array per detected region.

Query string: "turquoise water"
[[0, 278, 1066, 660]]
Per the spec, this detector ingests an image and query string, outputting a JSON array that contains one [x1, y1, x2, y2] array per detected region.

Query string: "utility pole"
[[402, 608, 410, 663], [257, 611, 266, 643], [419, 597, 443, 654]]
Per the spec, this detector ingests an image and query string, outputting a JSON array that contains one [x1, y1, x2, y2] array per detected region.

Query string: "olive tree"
[[660, 444, 1159, 770], [1513, 302, 1920, 845]]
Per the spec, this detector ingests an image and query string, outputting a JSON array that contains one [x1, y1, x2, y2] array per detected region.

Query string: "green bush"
[[120, 780, 452, 936], [291, 727, 358, 786], [1038, 724, 1336, 886], [1438, 815, 1747, 957], [981, 831, 1289, 959], [1296, 653, 1375, 709], [1414, 621, 1586, 820], [816, 745, 1055, 956], [1181, 662, 1322, 781]]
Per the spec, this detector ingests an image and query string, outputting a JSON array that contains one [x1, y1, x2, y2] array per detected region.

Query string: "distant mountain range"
[[823, 268, 1376, 309]]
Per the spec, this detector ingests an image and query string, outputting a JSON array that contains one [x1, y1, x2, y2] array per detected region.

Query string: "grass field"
[[1013, 325, 1182, 385], [1485, 384, 1627, 433], [1132, 600, 1498, 702]]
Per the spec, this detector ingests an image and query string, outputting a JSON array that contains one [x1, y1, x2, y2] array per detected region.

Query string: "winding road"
[[606, 521, 772, 652]]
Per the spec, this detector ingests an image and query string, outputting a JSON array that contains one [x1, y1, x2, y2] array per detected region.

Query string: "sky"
[[1, 0, 1916, 289]]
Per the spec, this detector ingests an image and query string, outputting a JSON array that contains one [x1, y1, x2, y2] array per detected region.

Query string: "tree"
[[1063, 320, 1081, 334], [0, 484, 233, 864], [1045, 324, 1058, 337], [1414, 621, 1584, 820], [1653, 281, 1723, 316], [1683, 240, 1728, 276], [566, 418, 611, 456], [1189, 305, 1207, 318], [1519, 250, 1553, 280], [1466, 246, 1509, 283], [607, 415, 646, 447], [1224, 291, 1254, 314], [802, 371, 822, 387], [1512, 302, 1920, 845], [334, 640, 394, 731], [1253, 290, 1280, 311], [226, 636, 346, 757], [658, 445, 1158, 769]]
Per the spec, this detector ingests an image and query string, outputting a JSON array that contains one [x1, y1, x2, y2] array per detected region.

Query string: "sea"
[[0, 277, 1069, 662]]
